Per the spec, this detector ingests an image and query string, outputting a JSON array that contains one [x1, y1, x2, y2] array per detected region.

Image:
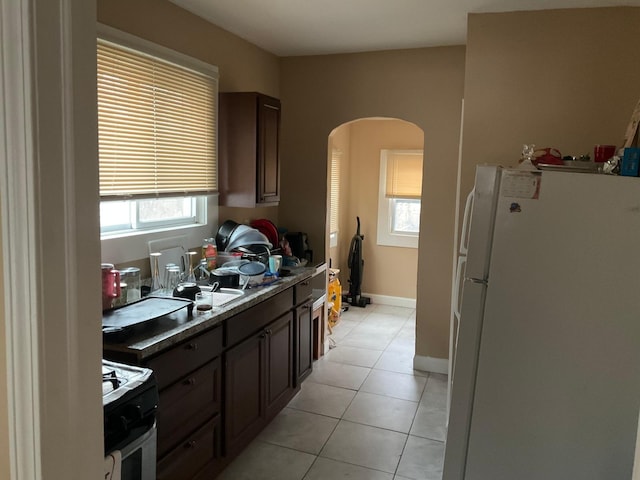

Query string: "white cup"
[[268, 255, 282, 274]]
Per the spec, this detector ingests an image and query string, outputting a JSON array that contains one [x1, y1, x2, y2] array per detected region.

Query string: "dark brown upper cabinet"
[[218, 92, 281, 207]]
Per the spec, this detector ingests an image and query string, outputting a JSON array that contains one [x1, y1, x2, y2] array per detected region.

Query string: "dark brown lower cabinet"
[[157, 415, 221, 480], [105, 280, 313, 479], [224, 311, 294, 457], [156, 358, 221, 457], [224, 329, 266, 457], [265, 313, 295, 419], [295, 300, 313, 385]]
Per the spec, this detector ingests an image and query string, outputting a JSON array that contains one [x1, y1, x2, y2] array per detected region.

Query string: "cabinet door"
[[296, 301, 313, 385], [265, 312, 294, 419], [224, 332, 266, 457], [257, 95, 280, 204], [157, 415, 221, 480], [156, 358, 221, 458]]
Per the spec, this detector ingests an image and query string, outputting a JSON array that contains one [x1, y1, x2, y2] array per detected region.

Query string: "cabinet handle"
[[302, 304, 311, 310], [183, 377, 196, 386], [185, 440, 197, 449], [186, 343, 198, 351], [300, 281, 309, 286], [259, 333, 267, 339], [266, 329, 272, 335]]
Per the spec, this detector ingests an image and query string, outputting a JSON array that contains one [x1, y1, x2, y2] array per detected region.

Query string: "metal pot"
[[238, 261, 267, 287], [210, 267, 240, 288]]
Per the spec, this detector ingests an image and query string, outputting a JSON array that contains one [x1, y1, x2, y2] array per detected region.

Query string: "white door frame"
[[0, 0, 103, 479], [0, 0, 41, 477]]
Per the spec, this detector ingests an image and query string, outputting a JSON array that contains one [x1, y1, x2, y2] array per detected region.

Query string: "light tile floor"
[[218, 303, 447, 480]]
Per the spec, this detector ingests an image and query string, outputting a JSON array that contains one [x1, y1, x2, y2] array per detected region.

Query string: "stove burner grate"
[[102, 370, 121, 392]]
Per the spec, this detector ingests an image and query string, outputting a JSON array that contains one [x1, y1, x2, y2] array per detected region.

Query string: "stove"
[[102, 360, 158, 455]]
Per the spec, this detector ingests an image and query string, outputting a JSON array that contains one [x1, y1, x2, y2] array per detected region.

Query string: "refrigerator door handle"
[[453, 256, 467, 319], [460, 190, 474, 255]]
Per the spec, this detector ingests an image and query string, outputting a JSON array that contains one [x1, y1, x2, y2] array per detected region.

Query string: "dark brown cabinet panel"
[[146, 326, 223, 390], [224, 332, 266, 457], [224, 311, 295, 456], [295, 301, 313, 385], [157, 415, 221, 480], [265, 312, 294, 419], [156, 358, 221, 457], [218, 92, 281, 207]]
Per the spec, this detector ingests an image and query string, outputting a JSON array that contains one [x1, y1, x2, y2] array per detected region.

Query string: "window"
[[329, 148, 342, 248], [97, 25, 218, 236], [377, 149, 423, 248]]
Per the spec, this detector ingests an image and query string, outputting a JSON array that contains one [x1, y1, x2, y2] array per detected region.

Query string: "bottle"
[[202, 238, 217, 270]]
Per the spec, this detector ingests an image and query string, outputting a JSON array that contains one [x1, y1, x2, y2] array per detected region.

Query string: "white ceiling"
[[169, 0, 640, 56]]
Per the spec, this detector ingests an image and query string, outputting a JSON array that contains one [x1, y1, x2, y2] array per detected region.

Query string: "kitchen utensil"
[[533, 147, 563, 166], [210, 267, 240, 288], [194, 292, 213, 313], [225, 226, 272, 252], [215, 220, 240, 251], [120, 267, 141, 303], [250, 219, 280, 248], [102, 263, 121, 311], [216, 251, 242, 268], [268, 255, 282, 274], [150, 252, 162, 293], [185, 251, 197, 283], [594, 144, 616, 163], [238, 261, 267, 288], [102, 296, 192, 329], [172, 282, 201, 301], [164, 264, 181, 295]]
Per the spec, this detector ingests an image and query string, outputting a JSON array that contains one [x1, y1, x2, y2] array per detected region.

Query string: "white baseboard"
[[413, 355, 449, 375], [362, 292, 416, 309]]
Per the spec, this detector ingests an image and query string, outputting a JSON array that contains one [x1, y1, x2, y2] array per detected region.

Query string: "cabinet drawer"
[[157, 415, 221, 480], [294, 278, 313, 305], [146, 326, 223, 390], [156, 358, 221, 457], [226, 288, 293, 347]]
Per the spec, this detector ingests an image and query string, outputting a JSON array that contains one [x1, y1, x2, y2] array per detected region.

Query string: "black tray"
[[102, 296, 192, 330]]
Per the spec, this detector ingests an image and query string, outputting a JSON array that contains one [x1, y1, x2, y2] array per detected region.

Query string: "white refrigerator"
[[444, 165, 640, 480]]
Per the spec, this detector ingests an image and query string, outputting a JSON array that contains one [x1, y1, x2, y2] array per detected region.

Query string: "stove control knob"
[[120, 404, 143, 430]]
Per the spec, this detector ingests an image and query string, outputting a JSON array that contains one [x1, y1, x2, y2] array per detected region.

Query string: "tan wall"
[[0, 200, 8, 479], [98, 0, 280, 96], [460, 7, 640, 221], [280, 47, 466, 359], [329, 119, 423, 299]]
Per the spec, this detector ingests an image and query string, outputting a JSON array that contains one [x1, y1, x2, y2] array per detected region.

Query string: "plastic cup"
[[269, 255, 282, 274], [594, 144, 616, 163]]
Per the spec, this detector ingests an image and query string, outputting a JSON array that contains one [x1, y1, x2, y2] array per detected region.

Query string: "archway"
[[327, 117, 424, 308]]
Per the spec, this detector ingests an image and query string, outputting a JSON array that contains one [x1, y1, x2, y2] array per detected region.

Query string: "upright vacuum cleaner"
[[344, 217, 371, 308]]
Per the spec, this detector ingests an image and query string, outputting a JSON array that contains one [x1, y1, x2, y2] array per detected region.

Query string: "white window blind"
[[329, 148, 342, 234], [97, 39, 218, 199], [385, 151, 423, 199]]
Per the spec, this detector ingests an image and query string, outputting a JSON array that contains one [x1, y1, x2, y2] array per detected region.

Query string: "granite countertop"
[[103, 267, 314, 360]]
